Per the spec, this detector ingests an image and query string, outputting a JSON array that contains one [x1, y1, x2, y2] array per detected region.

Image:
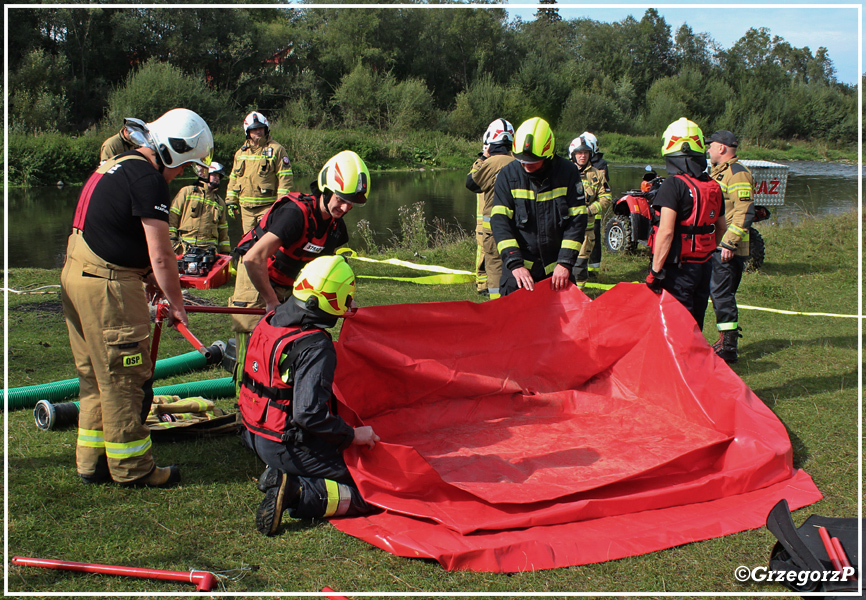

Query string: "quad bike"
[[603, 161, 788, 271]]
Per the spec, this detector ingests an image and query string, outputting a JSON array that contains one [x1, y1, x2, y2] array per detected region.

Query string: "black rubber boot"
[[256, 467, 301, 536], [715, 328, 741, 364], [80, 454, 111, 485]]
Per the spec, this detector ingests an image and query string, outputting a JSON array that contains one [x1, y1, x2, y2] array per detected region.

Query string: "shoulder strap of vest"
[[72, 153, 151, 232], [239, 327, 329, 401]]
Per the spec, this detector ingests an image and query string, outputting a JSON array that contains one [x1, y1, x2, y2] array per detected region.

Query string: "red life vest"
[[649, 174, 721, 263], [238, 313, 329, 444], [235, 193, 340, 287]]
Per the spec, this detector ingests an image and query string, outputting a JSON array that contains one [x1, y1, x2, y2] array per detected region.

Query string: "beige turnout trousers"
[[60, 231, 156, 482]]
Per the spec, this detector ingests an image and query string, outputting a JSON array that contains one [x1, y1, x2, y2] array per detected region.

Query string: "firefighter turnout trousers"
[[240, 428, 371, 519], [710, 251, 746, 330], [479, 228, 502, 298], [228, 258, 293, 333], [60, 231, 156, 482]]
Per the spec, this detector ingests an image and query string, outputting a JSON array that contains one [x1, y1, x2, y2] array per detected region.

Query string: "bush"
[[9, 49, 72, 134], [446, 75, 534, 140], [103, 59, 233, 132], [8, 133, 101, 186]]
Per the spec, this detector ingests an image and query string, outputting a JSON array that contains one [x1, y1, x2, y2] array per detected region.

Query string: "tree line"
[[8, 2, 858, 148]]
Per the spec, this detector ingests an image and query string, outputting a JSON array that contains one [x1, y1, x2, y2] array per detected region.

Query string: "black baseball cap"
[[706, 130, 738, 147]]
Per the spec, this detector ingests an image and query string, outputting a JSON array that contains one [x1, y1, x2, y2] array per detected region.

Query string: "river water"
[[4, 161, 860, 270]]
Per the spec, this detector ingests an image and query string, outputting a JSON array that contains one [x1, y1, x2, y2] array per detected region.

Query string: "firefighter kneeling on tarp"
[[238, 255, 379, 536]]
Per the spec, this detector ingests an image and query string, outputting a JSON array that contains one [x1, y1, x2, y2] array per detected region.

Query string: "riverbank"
[[7, 126, 857, 187], [6, 210, 858, 593]]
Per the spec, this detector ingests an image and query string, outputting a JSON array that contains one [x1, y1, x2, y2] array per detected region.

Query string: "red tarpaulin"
[[330, 283, 822, 572]]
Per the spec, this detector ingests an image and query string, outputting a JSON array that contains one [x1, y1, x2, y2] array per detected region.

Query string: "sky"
[[503, 2, 862, 86]]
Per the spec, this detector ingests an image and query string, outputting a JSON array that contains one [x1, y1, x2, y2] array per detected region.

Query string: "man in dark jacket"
[[238, 255, 379, 536], [490, 117, 587, 296]]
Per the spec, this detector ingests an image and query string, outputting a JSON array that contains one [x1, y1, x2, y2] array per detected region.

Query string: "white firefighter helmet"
[[147, 108, 213, 169]]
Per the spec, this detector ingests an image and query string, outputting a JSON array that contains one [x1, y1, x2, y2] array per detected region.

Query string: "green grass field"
[[4, 211, 859, 594]]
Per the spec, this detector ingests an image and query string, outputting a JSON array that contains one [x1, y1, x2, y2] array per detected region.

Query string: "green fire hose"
[[4, 345, 225, 411], [33, 376, 237, 430]]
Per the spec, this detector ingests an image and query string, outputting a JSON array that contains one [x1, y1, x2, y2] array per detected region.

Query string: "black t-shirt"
[[80, 152, 170, 268], [265, 197, 348, 248]]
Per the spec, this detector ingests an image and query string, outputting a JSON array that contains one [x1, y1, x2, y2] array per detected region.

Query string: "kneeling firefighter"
[[238, 255, 380, 536]]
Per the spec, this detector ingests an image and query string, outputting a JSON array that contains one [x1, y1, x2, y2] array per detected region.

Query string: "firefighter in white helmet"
[[466, 118, 515, 299], [61, 108, 214, 488], [225, 111, 294, 234], [169, 161, 231, 254], [568, 134, 612, 289]]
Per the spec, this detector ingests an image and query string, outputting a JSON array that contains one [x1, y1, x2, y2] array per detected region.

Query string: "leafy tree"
[[104, 58, 233, 129], [10, 48, 72, 133]]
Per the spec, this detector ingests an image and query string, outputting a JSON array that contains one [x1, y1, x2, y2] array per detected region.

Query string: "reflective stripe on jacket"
[[490, 155, 587, 273]]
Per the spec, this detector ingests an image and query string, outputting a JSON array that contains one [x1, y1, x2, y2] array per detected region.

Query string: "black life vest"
[[238, 313, 329, 444], [650, 174, 722, 263], [234, 193, 340, 287]]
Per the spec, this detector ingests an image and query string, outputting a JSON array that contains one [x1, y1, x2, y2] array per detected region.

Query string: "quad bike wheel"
[[746, 226, 765, 271], [604, 215, 637, 254]]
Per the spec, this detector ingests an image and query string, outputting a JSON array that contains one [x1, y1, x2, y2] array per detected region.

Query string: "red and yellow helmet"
[[293, 255, 356, 317]]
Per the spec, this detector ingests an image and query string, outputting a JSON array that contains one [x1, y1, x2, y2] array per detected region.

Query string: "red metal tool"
[[12, 556, 217, 592], [183, 305, 266, 315], [818, 526, 845, 573], [173, 320, 211, 360], [831, 536, 857, 580]]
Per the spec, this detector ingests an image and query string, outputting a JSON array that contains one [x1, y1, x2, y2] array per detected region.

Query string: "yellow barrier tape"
[[337, 248, 475, 285], [736, 304, 861, 319]]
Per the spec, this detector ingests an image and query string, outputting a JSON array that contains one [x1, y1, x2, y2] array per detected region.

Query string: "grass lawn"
[[4, 210, 859, 594]]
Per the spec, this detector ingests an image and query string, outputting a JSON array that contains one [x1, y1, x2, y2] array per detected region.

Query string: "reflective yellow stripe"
[[536, 187, 567, 202], [717, 322, 739, 331], [490, 205, 514, 218], [512, 189, 534, 200], [595, 214, 603, 222], [324, 479, 340, 517], [523, 259, 534, 270], [77, 428, 105, 448], [497, 238, 519, 253], [543, 262, 557, 275], [572, 206, 588, 216], [104, 436, 152, 459], [237, 196, 278, 204], [277, 188, 292, 196], [727, 224, 748, 237], [277, 168, 293, 177], [181, 235, 218, 245], [590, 201, 602, 213], [561, 240, 581, 250], [226, 190, 239, 199]]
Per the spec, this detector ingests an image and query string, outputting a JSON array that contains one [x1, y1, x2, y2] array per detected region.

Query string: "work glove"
[[226, 204, 240, 219], [645, 267, 665, 294]]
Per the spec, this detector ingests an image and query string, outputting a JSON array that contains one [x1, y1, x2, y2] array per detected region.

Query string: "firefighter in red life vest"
[[239, 255, 379, 536], [228, 151, 368, 389], [646, 118, 726, 330], [61, 109, 214, 487]]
